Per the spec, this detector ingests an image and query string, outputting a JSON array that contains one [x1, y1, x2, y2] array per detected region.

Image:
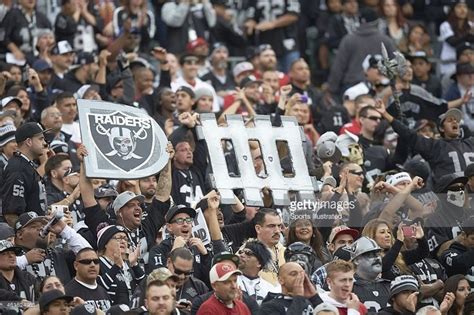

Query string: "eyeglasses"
[[238, 248, 255, 257], [364, 116, 382, 122], [77, 259, 100, 265], [172, 264, 193, 276], [170, 217, 193, 225], [349, 170, 364, 176]]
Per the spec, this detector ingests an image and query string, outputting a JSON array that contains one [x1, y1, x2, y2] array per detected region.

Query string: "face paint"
[[447, 190, 465, 207]]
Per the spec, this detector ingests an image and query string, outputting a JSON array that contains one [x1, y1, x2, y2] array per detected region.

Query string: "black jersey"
[[246, 0, 300, 57], [409, 258, 447, 308], [391, 119, 474, 187], [1, 153, 47, 216], [171, 167, 207, 208], [387, 84, 448, 129], [440, 242, 474, 289], [353, 276, 391, 314], [65, 279, 112, 312]]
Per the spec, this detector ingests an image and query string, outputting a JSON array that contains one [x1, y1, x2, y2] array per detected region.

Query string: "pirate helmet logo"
[[88, 111, 154, 172]]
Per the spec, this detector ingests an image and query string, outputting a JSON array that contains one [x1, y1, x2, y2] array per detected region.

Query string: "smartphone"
[[402, 226, 415, 238], [22, 65, 30, 85]]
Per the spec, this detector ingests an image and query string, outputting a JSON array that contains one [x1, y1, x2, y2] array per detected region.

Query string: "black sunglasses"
[[173, 264, 193, 276], [364, 116, 382, 122], [238, 248, 255, 257], [77, 259, 100, 265], [349, 170, 364, 176]]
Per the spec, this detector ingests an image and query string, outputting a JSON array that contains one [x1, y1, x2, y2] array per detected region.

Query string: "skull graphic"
[[109, 127, 136, 158]]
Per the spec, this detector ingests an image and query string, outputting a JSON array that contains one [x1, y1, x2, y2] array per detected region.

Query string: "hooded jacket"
[[327, 22, 396, 94]]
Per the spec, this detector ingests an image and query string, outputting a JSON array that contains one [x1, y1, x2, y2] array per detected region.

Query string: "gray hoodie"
[[328, 22, 396, 95]]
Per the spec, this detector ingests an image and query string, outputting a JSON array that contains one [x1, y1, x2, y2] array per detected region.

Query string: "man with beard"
[[14, 211, 90, 283], [79, 145, 171, 264], [145, 280, 176, 315], [196, 262, 251, 314], [237, 239, 277, 305], [65, 248, 111, 311], [319, 260, 368, 315], [259, 262, 322, 314], [139, 146, 174, 212], [166, 247, 209, 314], [0, 240, 36, 302], [2, 122, 49, 225], [148, 205, 211, 286], [350, 236, 390, 314], [200, 43, 235, 97], [44, 155, 83, 225]]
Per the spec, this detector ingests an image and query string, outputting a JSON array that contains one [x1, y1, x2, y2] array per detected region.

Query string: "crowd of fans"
[[0, 0, 474, 314]]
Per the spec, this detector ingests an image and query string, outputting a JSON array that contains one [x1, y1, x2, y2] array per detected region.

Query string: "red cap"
[[186, 38, 208, 53], [209, 262, 242, 283]]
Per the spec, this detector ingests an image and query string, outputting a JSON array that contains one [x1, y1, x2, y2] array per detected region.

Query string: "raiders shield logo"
[[78, 100, 169, 179], [87, 111, 153, 171]]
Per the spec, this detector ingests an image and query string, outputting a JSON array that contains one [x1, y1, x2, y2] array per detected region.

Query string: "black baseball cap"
[[0, 240, 23, 255], [212, 251, 240, 266], [239, 75, 262, 88], [165, 205, 196, 223], [175, 86, 195, 99], [14, 211, 48, 233], [39, 290, 73, 313], [179, 53, 199, 65], [15, 122, 50, 143]]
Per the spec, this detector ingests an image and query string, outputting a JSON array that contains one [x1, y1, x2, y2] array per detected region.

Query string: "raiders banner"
[[77, 100, 169, 179]]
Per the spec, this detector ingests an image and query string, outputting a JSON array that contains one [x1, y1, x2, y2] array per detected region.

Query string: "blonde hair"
[[362, 219, 412, 275]]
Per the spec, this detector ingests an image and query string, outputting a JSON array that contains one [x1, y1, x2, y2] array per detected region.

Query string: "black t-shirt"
[[387, 84, 447, 129], [0, 8, 51, 58], [171, 167, 207, 207], [1, 153, 47, 216], [65, 279, 112, 312], [246, 0, 300, 56]]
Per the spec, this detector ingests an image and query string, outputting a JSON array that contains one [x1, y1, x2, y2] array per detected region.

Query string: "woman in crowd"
[[362, 218, 429, 280], [97, 225, 145, 305], [287, 218, 328, 269], [443, 274, 471, 315], [378, 0, 409, 50], [439, 1, 473, 76], [400, 24, 434, 57]]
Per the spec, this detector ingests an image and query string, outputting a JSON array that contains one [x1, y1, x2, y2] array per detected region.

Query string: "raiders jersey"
[[65, 279, 111, 312], [391, 120, 474, 187], [440, 242, 474, 289], [1, 153, 47, 216], [409, 258, 447, 308], [353, 276, 391, 314], [23, 247, 74, 284], [387, 85, 448, 129], [171, 167, 206, 208], [424, 199, 469, 255]]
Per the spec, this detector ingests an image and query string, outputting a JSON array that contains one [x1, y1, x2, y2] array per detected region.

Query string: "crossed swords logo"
[[96, 123, 148, 160]]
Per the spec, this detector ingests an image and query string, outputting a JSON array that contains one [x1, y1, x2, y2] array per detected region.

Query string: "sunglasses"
[[77, 259, 100, 265], [173, 264, 193, 276], [238, 248, 255, 256], [349, 170, 364, 176], [364, 116, 382, 122], [447, 185, 465, 192], [170, 217, 193, 225]]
